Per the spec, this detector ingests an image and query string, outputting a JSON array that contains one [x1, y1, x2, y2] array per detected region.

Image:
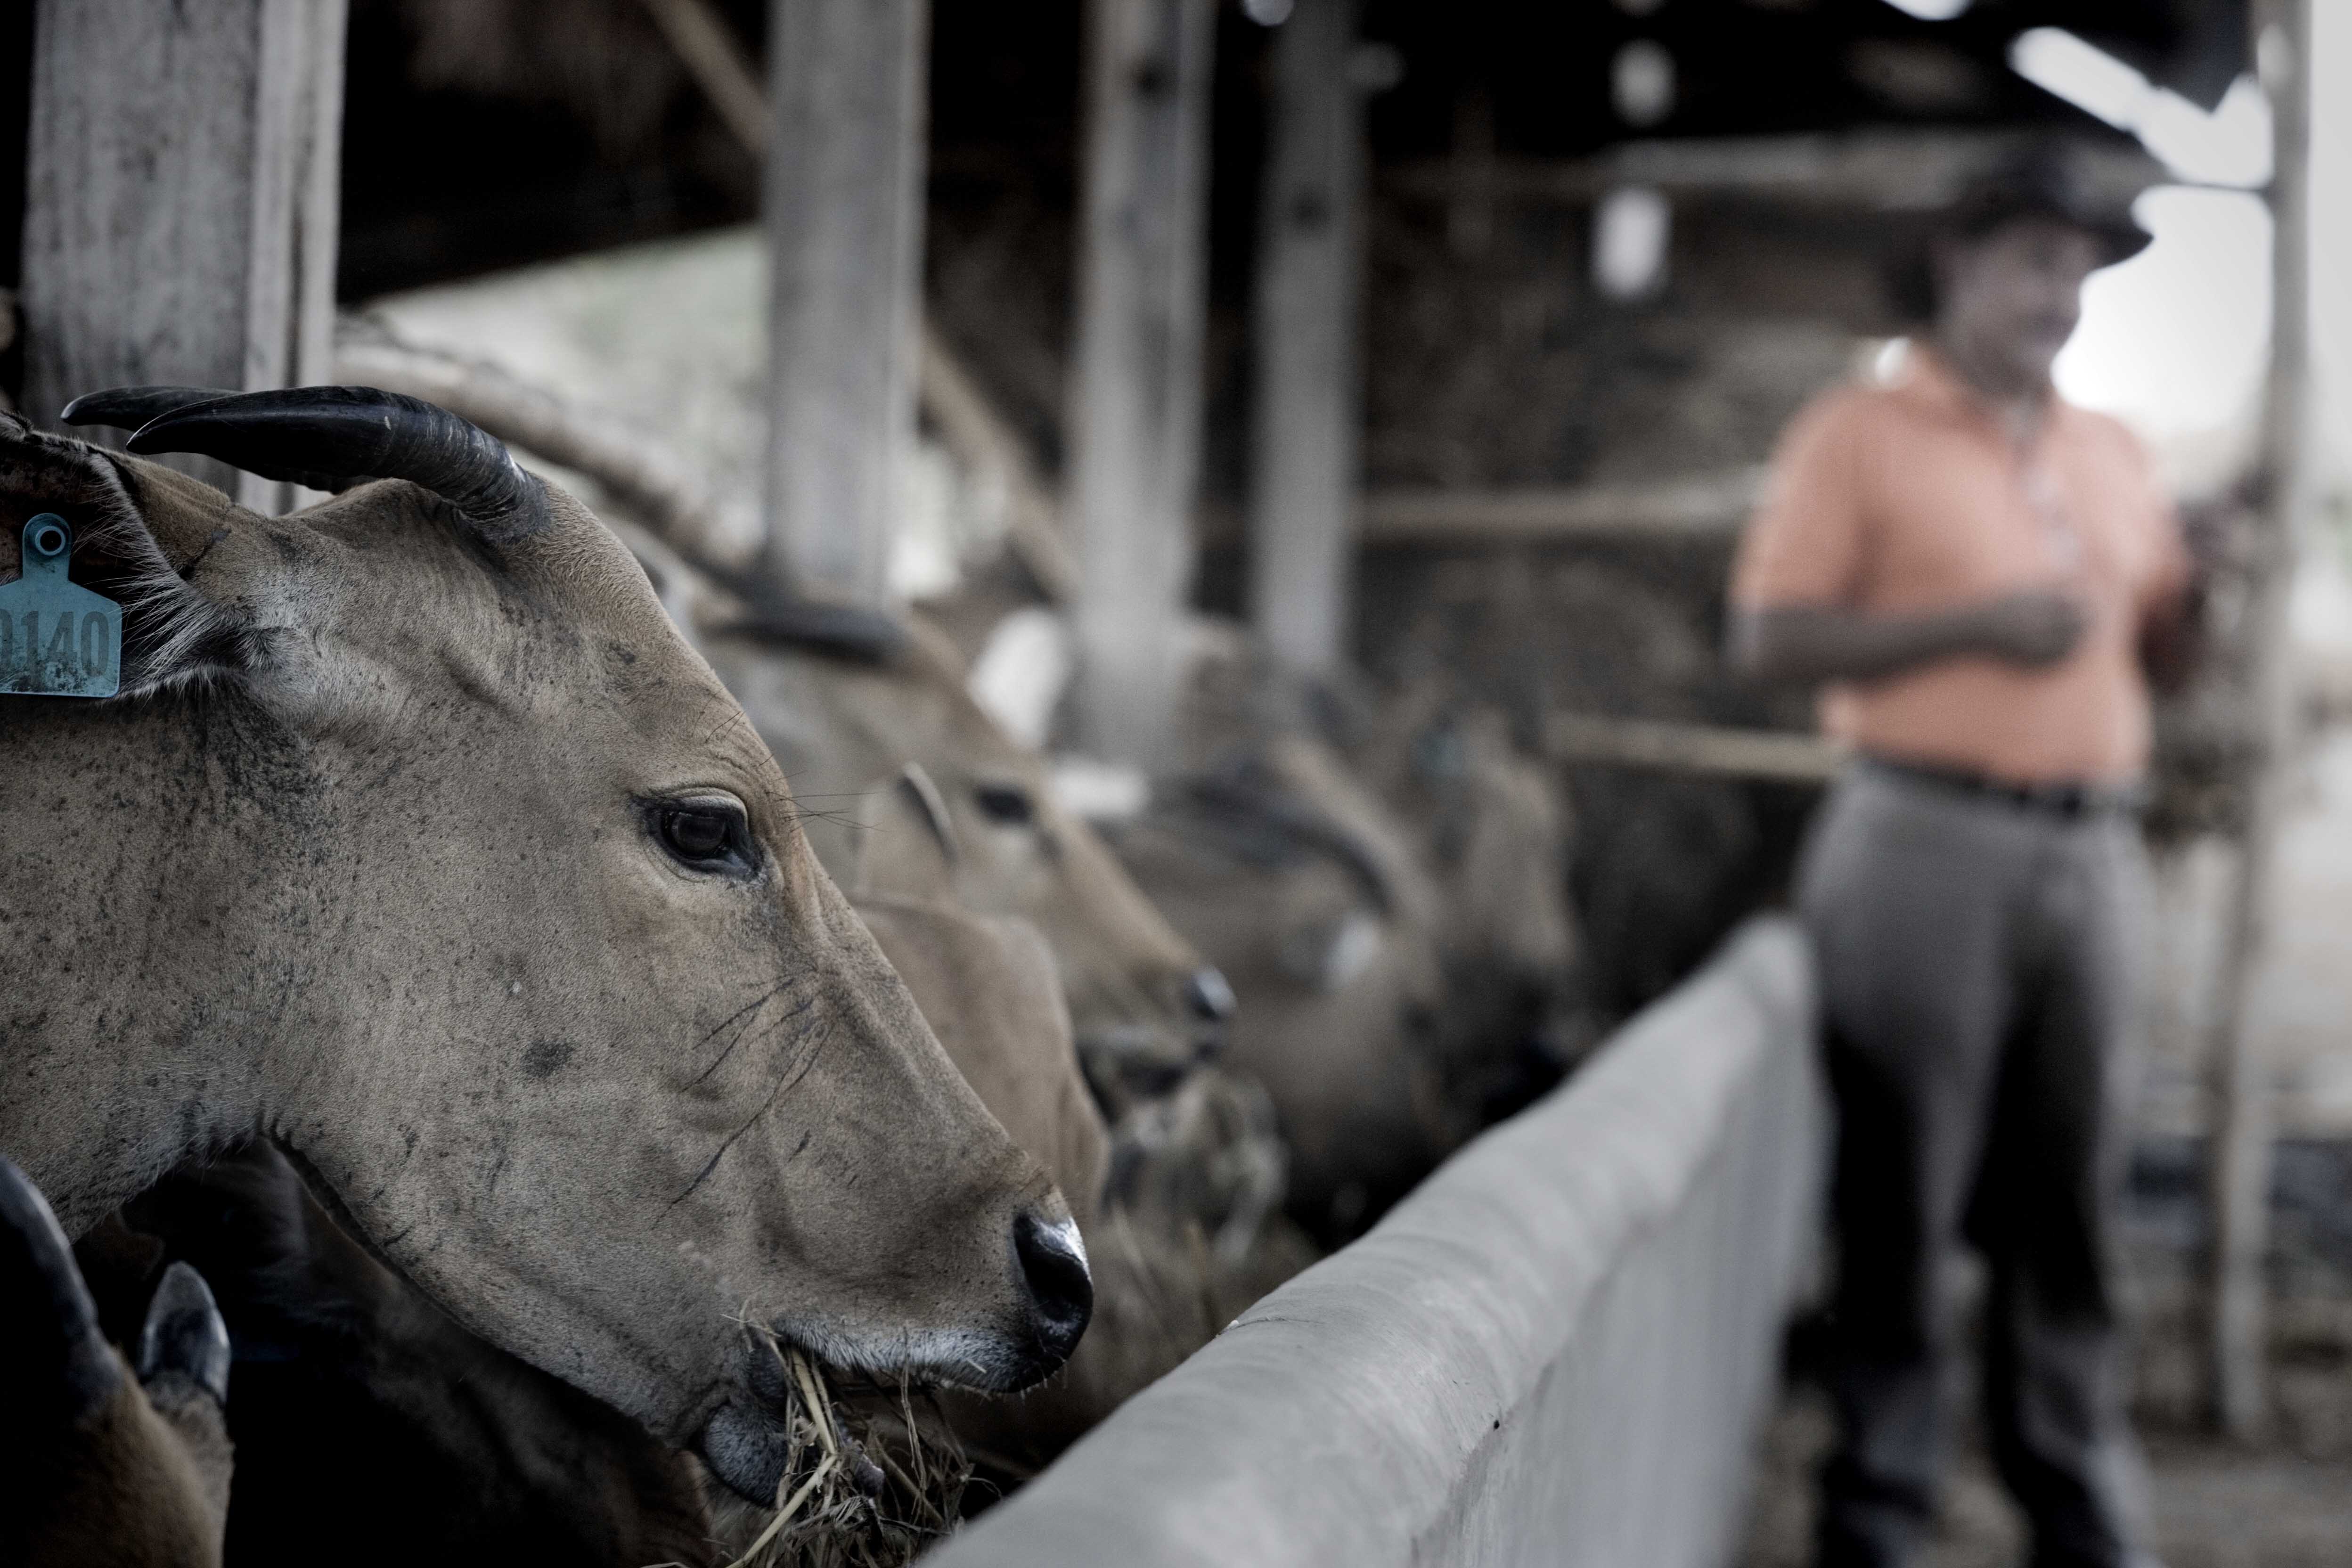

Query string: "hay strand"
[[721, 1455, 838, 1568], [709, 1334, 974, 1568]]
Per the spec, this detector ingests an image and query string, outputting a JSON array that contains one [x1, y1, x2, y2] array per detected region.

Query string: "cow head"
[[0, 390, 1088, 1504], [700, 619, 1231, 1105]]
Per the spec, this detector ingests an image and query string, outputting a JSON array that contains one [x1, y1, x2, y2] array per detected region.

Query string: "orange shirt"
[[1731, 347, 2189, 785]]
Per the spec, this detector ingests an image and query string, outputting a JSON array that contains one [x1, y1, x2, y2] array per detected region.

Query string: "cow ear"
[[135, 1262, 230, 1408], [0, 1155, 122, 1426], [0, 416, 262, 696], [852, 764, 962, 900]]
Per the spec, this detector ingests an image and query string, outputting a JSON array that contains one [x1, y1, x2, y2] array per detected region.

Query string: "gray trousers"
[[1799, 762, 2153, 1568]]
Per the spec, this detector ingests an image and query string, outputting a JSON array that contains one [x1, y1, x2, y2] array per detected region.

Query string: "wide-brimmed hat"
[[1885, 142, 2152, 323]]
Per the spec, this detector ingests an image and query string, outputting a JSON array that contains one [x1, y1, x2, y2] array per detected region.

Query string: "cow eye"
[[645, 796, 756, 876], [665, 809, 731, 857], [972, 784, 1036, 826]]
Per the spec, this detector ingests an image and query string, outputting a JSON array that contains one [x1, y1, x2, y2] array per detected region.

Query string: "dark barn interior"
[[8, 2, 2345, 1564]]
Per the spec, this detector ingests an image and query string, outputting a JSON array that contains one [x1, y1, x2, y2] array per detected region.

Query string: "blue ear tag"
[[0, 514, 122, 698]]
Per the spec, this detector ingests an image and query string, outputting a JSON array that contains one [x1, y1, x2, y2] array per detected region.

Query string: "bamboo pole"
[[2204, 0, 2312, 1442], [1541, 714, 1844, 784]]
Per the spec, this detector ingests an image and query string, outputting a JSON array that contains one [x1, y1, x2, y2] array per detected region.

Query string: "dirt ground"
[[1737, 1235, 2352, 1568], [1738, 1387, 2352, 1568]]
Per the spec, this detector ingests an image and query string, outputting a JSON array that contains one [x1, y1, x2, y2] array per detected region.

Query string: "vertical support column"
[[21, 0, 346, 512], [2205, 0, 2311, 1442], [1067, 0, 1218, 766], [285, 0, 347, 407], [1249, 0, 1364, 678], [1446, 85, 1496, 260], [762, 0, 930, 609]]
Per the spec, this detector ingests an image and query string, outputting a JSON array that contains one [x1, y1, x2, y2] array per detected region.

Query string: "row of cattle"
[[0, 379, 1580, 1566]]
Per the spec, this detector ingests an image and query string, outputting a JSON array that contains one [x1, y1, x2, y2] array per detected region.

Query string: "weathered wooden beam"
[[1360, 469, 1765, 545], [1446, 85, 1497, 259], [1067, 0, 1218, 765], [917, 321, 1081, 605], [2205, 0, 2311, 1443], [636, 0, 768, 152], [1383, 130, 2162, 215], [1543, 714, 1844, 785], [634, 0, 1079, 606], [22, 0, 346, 512], [762, 0, 930, 608], [1249, 0, 1364, 677]]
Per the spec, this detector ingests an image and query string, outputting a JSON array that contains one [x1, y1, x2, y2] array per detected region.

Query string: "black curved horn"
[[60, 384, 235, 433], [73, 384, 550, 544], [63, 384, 354, 495]]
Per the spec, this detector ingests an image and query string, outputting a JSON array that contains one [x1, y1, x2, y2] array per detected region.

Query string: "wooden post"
[[1248, 0, 1364, 678], [20, 0, 346, 513], [639, 0, 1082, 605], [1067, 0, 1217, 765], [1447, 85, 1496, 260], [2205, 0, 2311, 1442], [761, 0, 929, 609]]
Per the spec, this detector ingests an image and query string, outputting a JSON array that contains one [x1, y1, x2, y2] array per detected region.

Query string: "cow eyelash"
[[644, 796, 759, 879]]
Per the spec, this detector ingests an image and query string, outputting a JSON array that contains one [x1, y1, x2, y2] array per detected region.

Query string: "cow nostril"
[[1185, 966, 1236, 1023], [1013, 1212, 1093, 1359]]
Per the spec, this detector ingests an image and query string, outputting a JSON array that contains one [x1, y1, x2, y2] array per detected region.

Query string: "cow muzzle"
[[697, 1206, 1093, 1506]]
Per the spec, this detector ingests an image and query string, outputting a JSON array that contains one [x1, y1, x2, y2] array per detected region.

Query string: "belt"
[[1859, 755, 2145, 821]]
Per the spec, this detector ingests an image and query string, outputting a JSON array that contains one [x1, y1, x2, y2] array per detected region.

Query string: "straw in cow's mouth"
[[706, 1332, 974, 1568]]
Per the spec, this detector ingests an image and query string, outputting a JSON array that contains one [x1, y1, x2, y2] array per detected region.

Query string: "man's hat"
[[1885, 141, 2153, 323]]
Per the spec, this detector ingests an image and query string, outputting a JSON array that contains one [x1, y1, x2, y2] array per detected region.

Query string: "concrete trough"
[[931, 915, 1824, 1568]]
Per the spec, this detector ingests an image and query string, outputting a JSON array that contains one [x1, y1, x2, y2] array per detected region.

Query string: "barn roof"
[[1360, 0, 2248, 160]]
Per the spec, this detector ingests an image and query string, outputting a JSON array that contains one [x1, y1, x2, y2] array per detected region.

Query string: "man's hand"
[[1961, 590, 2087, 668], [1731, 588, 2087, 686]]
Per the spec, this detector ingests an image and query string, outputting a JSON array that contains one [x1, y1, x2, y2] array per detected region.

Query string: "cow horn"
[[57, 385, 229, 434], [63, 384, 550, 544]]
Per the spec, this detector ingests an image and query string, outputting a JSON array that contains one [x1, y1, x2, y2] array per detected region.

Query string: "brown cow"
[[617, 526, 1291, 1278], [1112, 630, 1583, 1240], [1105, 742, 1451, 1241], [700, 613, 1232, 1106], [96, 896, 1190, 1563], [1, 393, 1084, 1511], [3, 1156, 235, 1568]]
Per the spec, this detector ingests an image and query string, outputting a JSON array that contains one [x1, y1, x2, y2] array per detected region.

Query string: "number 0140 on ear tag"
[[1, 514, 121, 698]]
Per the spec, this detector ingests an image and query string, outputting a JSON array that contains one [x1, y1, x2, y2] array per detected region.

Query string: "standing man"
[[1730, 146, 2195, 1568]]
